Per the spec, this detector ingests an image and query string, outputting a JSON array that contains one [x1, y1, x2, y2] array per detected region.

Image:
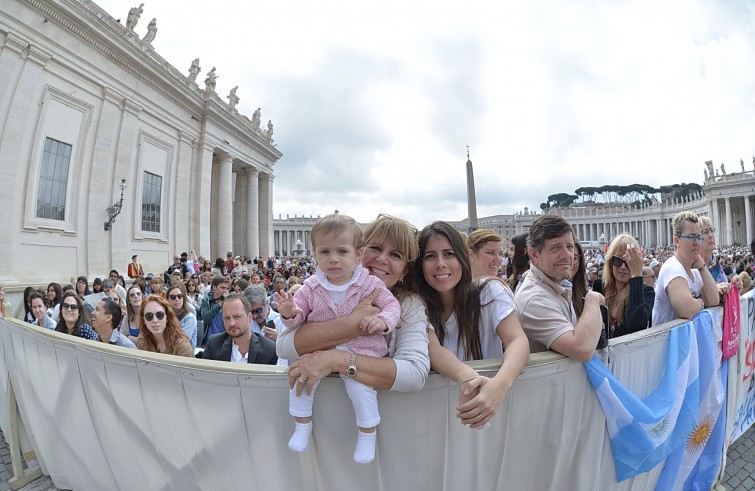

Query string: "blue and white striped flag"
[[584, 312, 720, 482], [655, 310, 725, 491]]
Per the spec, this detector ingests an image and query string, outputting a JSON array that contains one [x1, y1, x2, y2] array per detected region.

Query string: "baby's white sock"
[[288, 421, 313, 452], [353, 430, 377, 464]]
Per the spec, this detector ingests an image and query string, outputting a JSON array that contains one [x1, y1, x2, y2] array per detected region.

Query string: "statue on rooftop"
[[720, 162, 726, 175], [227, 86, 239, 110], [142, 18, 157, 43], [126, 3, 144, 30], [187, 58, 201, 82], [704, 168, 708, 181], [741, 159, 745, 173], [251, 108, 261, 131], [265, 120, 274, 142], [204, 67, 217, 92]]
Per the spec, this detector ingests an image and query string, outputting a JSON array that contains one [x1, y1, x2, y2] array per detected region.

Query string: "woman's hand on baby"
[[360, 315, 388, 334], [288, 351, 339, 396]]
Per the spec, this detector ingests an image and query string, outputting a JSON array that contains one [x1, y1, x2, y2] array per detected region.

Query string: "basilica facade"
[[0, 0, 281, 286]]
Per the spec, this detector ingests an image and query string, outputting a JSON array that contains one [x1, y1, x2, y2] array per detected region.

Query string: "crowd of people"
[[0, 210, 753, 465]]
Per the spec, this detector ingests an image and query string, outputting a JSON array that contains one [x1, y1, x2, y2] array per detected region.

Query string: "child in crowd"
[[276, 213, 400, 464]]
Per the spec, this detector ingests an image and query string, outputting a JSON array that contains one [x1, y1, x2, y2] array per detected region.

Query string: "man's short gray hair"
[[243, 284, 268, 306], [101, 279, 115, 290]]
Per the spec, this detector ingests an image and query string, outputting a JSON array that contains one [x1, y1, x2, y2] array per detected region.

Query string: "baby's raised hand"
[[359, 315, 388, 334], [273, 290, 302, 319]]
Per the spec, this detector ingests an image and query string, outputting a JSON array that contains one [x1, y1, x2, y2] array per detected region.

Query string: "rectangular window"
[[141, 171, 162, 232], [36, 138, 71, 220]]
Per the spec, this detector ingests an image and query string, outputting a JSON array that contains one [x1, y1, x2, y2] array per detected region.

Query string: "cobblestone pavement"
[[0, 424, 753, 490]]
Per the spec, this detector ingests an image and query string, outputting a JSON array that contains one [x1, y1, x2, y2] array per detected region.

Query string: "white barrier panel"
[[0, 307, 746, 491], [727, 288, 755, 444]]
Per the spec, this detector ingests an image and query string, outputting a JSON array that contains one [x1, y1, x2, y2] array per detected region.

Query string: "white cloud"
[[96, 0, 755, 228]]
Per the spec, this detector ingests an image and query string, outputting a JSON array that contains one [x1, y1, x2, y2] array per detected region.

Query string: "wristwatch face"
[[347, 366, 357, 377]]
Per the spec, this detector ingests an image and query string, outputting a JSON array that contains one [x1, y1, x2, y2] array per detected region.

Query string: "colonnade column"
[[744, 197, 752, 247], [724, 197, 733, 245], [216, 153, 233, 258], [246, 169, 259, 258], [259, 173, 274, 257], [711, 199, 720, 246]]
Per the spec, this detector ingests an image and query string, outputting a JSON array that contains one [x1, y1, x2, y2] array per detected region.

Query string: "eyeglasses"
[[129, 291, 142, 298], [610, 256, 628, 268], [61, 303, 79, 311], [168, 294, 183, 300], [251, 306, 265, 315], [144, 311, 166, 321], [701, 227, 716, 235], [678, 234, 704, 243]]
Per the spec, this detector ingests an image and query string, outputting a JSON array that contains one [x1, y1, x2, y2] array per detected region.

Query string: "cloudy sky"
[[96, 0, 755, 229]]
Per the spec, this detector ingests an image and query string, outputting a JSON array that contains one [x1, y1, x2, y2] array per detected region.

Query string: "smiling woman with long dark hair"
[[55, 291, 98, 340], [415, 221, 529, 429]]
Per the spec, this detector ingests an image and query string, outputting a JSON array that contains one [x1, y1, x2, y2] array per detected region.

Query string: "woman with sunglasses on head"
[[121, 285, 144, 344], [167, 283, 197, 350], [55, 291, 99, 340], [652, 212, 719, 326], [138, 294, 193, 357], [603, 234, 654, 338]]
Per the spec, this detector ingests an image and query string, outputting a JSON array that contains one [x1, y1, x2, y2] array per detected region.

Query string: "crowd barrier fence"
[[0, 290, 753, 490]]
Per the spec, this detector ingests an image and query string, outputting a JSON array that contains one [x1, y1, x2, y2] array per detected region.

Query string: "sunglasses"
[[251, 306, 265, 315], [144, 311, 166, 321], [701, 227, 716, 235], [61, 303, 79, 311], [610, 256, 628, 268], [129, 291, 143, 298], [168, 294, 183, 300]]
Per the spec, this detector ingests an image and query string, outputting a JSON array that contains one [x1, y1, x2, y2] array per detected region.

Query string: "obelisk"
[[466, 146, 478, 232]]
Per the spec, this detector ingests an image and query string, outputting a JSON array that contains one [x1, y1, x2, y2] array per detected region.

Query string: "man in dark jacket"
[[202, 293, 277, 365]]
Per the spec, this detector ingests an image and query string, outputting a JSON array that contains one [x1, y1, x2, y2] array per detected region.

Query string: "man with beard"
[[202, 293, 277, 365]]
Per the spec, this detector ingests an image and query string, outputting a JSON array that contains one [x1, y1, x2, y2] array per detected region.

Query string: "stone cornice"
[[27, 0, 205, 115]]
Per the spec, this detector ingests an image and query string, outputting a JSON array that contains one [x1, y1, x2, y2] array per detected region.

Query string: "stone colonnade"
[[212, 152, 273, 259]]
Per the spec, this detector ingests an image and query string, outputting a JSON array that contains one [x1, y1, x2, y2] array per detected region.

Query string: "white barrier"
[[0, 296, 751, 491]]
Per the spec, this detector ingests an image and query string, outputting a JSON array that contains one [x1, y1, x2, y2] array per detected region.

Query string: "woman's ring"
[[299, 376, 308, 383]]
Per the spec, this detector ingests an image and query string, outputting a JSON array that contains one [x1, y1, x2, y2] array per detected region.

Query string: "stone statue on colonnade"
[[126, 3, 144, 30], [204, 67, 218, 92], [228, 86, 240, 111], [142, 18, 157, 43], [251, 108, 261, 131], [265, 120, 274, 142], [704, 168, 708, 181], [187, 58, 201, 82], [720, 162, 726, 175]]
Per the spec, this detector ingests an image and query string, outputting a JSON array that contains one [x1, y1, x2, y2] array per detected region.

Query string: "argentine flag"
[[584, 312, 720, 482], [655, 310, 726, 491]]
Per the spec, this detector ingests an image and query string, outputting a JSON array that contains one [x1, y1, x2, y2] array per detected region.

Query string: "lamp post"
[[104, 178, 126, 231]]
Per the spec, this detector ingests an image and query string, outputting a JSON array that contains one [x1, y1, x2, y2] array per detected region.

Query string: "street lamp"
[[104, 178, 126, 231]]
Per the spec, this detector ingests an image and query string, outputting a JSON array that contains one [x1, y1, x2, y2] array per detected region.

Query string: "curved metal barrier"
[[0, 294, 751, 490]]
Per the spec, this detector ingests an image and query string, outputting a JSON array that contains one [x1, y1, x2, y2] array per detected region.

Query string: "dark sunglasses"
[[610, 256, 628, 268], [168, 294, 183, 300], [251, 306, 265, 315], [129, 291, 143, 298], [144, 311, 166, 321], [61, 303, 79, 311]]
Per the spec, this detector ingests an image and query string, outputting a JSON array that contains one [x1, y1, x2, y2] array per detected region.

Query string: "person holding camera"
[[199, 275, 230, 347]]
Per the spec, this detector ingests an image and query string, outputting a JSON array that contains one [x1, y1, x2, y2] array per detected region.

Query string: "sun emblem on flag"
[[650, 414, 671, 438], [685, 415, 715, 453]]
